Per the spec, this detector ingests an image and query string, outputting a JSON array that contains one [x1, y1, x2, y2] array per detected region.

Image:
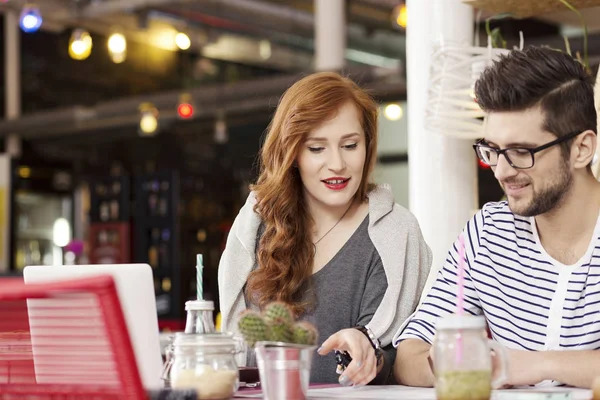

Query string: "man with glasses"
[[393, 46, 600, 389]]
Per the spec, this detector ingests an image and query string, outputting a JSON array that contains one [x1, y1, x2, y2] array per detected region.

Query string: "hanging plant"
[[485, 13, 512, 49], [483, 0, 588, 73], [559, 0, 590, 72]]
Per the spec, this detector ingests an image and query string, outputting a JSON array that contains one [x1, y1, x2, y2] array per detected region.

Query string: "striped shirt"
[[395, 201, 600, 356]]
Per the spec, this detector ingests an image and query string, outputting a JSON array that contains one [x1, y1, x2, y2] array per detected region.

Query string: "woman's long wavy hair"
[[246, 72, 379, 316]]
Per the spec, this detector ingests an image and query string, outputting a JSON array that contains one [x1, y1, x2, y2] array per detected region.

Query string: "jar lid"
[[173, 332, 239, 351], [436, 314, 486, 330], [185, 300, 214, 311]]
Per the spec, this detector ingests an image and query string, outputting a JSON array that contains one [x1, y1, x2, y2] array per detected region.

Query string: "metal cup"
[[254, 341, 316, 400]]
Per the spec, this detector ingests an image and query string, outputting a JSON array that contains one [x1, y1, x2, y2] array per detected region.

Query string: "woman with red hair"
[[218, 72, 431, 386]]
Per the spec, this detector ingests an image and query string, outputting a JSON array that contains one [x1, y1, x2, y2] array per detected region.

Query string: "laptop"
[[23, 263, 163, 389]]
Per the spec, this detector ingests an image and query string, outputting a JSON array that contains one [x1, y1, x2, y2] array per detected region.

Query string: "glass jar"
[[162, 332, 241, 400], [433, 315, 507, 400]]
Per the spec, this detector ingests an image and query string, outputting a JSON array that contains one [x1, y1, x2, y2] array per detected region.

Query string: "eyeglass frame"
[[473, 130, 584, 169]]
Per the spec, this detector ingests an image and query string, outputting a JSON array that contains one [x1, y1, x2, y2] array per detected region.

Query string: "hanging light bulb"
[[177, 93, 195, 119], [384, 103, 403, 121], [52, 218, 71, 248], [214, 111, 228, 144], [107, 32, 127, 63], [392, 4, 407, 29], [19, 4, 42, 33], [175, 32, 191, 50], [139, 103, 159, 136], [69, 29, 93, 61], [259, 40, 272, 60]]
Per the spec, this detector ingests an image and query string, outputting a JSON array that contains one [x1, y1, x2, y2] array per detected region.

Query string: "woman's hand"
[[317, 328, 378, 387]]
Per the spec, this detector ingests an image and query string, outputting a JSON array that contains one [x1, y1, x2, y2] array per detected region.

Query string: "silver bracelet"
[[356, 325, 381, 350]]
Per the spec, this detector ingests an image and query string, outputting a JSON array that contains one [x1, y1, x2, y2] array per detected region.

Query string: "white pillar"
[[314, 0, 346, 71], [407, 0, 477, 291]]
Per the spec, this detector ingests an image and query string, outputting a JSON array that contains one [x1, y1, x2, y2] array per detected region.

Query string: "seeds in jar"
[[435, 369, 491, 400], [172, 365, 238, 400]]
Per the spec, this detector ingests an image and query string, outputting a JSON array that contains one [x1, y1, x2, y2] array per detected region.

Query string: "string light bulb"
[[392, 4, 407, 29], [384, 103, 403, 121], [139, 103, 159, 136], [69, 29, 93, 61], [107, 32, 127, 63], [175, 32, 191, 50], [214, 111, 228, 144], [259, 40, 272, 60], [177, 94, 195, 119], [19, 4, 42, 33]]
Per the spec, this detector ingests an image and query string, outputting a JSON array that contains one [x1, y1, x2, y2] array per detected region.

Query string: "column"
[[5, 9, 21, 156], [314, 0, 346, 71], [406, 0, 477, 292], [1, 10, 21, 271]]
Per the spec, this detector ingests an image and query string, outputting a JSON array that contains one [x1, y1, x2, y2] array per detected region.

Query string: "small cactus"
[[238, 310, 270, 347], [268, 320, 294, 343], [262, 302, 295, 327], [262, 302, 294, 343], [237, 301, 319, 347], [292, 321, 318, 345]]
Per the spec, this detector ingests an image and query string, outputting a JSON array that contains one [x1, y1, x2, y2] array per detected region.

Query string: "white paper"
[[234, 385, 436, 399], [493, 387, 592, 400], [235, 385, 593, 400], [307, 385, 435, 399]]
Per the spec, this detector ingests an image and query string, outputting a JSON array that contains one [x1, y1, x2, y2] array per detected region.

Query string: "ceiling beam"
[[0, 67, 406, 139]]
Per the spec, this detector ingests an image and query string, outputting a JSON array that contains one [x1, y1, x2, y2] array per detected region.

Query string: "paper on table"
[[234, 385, 592, 400], [307, 385, 436, 399], [493, 387, 592, 400], [233, 385, 435, 399]]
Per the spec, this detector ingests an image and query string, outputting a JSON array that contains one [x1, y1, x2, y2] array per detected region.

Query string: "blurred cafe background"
[[0, 0, 594, 331]]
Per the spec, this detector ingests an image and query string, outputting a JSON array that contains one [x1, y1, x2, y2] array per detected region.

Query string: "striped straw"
[[196, 254, 203, 300], [457, 234, 465, 315], [456, 234, 466, 364]]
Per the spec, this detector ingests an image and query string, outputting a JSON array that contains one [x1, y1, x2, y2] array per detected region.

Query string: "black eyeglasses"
[[473, 130, 584, 169]]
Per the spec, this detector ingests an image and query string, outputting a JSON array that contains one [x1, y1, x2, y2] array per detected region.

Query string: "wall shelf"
[[462, 0, 600, 18]]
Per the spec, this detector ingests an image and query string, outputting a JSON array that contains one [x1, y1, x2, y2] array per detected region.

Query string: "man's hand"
[[394, 339, 434, 387], [318, 328, 378, 387], [501, 348, 542, 387], [502, 348, 599, 388]]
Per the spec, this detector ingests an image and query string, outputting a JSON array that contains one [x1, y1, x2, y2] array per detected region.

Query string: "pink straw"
[[457, 233, 465, 315], [456, 233, 466, 364]]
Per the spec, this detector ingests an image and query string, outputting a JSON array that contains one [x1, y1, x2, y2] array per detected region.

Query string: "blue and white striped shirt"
[[395, 201, 600, 353]]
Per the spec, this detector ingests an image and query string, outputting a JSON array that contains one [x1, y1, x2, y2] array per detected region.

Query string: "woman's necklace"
[[312, 201, 354, 252]]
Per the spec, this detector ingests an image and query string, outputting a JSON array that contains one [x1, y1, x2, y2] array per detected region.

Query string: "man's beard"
[[505, 160, 572, 217]]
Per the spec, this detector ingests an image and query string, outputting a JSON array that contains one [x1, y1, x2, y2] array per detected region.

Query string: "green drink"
[[435, 370, 492, 400]]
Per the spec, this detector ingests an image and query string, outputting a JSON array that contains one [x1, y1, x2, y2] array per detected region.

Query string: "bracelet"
[[354, 325, 380, 350], [354, 325, 383, 366]]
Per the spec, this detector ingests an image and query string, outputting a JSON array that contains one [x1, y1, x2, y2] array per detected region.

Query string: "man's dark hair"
[[474, 46, 597, 158]]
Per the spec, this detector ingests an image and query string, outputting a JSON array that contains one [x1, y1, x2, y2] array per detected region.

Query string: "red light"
[[478, 159, 491, 169], [178, 103, 193, 119]]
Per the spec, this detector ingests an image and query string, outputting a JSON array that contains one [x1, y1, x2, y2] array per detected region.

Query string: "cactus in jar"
[[237, 301, 318, 347], [262, 302, 295, 326], [237, 310, 270, 347], [292, 321, 318, 345], [262, 302, 294, 343]]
